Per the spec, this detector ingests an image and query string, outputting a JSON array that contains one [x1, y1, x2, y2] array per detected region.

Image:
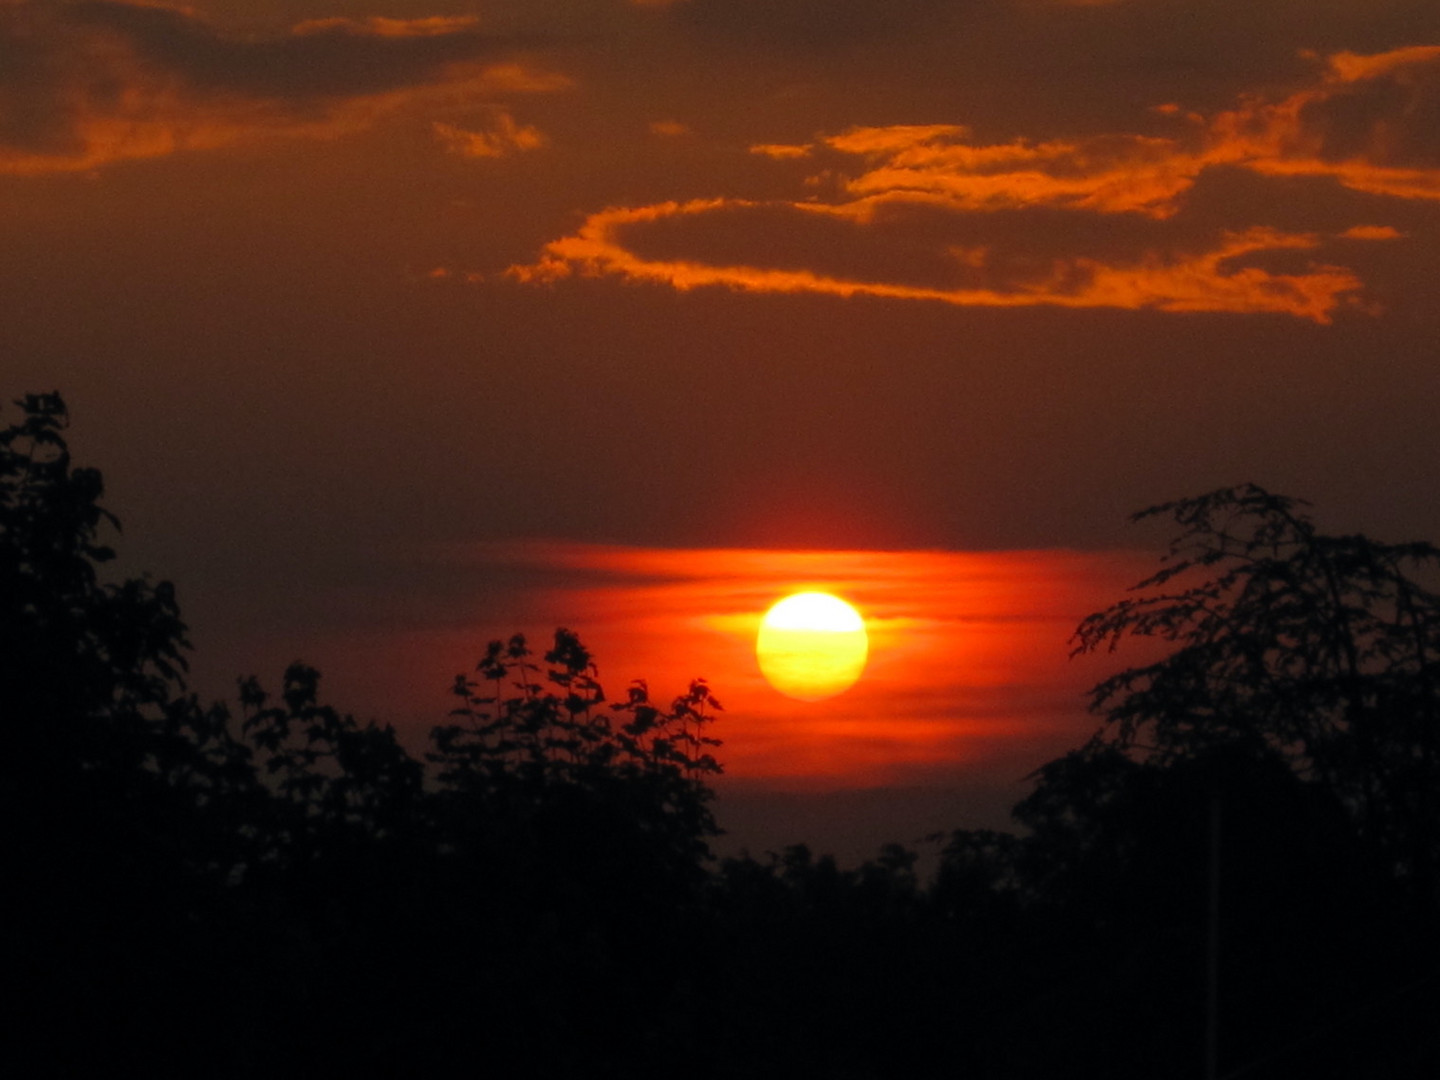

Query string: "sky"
[[5, 0, 1440, 862]]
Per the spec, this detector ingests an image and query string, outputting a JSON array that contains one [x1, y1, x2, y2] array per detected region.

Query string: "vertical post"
[[1204, 791, 1222, 1080]]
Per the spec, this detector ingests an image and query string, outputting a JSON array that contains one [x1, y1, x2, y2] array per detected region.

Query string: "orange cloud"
[[511, 198, 1362, 322], [292, 16, 484, 39], [1205, 45, 1440, 201], [830, 128, 1201, 218], [434, 113, 547, 158], [514, 46, 1440, 321], [1324, 45, 1440, 83], [750, 143, 811, 159], [1341, 224, 1406, 241], [0, 2, 569, 174]]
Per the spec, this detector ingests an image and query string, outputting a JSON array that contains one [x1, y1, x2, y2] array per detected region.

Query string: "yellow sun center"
[[756, 592, 869, 701]]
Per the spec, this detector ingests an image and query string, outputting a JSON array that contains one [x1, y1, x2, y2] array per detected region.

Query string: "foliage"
[[237, 662, 427, 867], [929, 827, 1021, 922], [1070, 483, 1440, 896], [0, 392, 253, 872], [990, 483, 1440, 1077], [427, 629, 725, 940], [1, 392, 186, 768], [0, 392, 730, 1073], [1, 393, 257, 1069], [431, 629, 721, 801]]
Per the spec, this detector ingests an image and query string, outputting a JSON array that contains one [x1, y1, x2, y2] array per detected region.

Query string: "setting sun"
[[756, 591, 869, 702]]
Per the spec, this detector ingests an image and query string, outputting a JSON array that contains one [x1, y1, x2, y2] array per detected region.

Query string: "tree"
[[428, 629, 724, 908], [0, 392, 273, 1069], [237, 662, 427, 862], [0, 390, 258, 880], [1014, 484, 1440, 1077], [1, 392, 733, 1074], [1070, 483, 1440, 903], [2, 393, 185, 769]]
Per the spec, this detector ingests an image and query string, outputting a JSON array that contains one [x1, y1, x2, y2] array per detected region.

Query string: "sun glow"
[[756, 592, 869, 701], [440, 542, 1153, 787]]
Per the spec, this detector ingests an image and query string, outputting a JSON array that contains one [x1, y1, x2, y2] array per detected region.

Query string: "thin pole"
[[1205, 791, 1222, 1080]]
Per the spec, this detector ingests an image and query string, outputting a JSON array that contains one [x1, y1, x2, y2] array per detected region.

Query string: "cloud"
[[663, 0, 959, 52], [513, 47, 1440, 322], [511, 198, 1361, 323], [0, 1, 569, 174], [434, 112, 546, 158], [1205, 46, 1440, 201], [823, 124, 1201, 218], [291, 16, 488, 40], [1339, 224, 1405, 241], [750, 143, 811, 160]]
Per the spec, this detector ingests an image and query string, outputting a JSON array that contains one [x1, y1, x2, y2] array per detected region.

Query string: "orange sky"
[[197, 540, 1157, 858], [442, 543, 1149, 782], [6, 0, 1440, 857]]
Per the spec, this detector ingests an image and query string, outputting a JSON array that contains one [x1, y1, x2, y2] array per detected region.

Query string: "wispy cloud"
[[0, 1, 568, 174], [510, 198, 1362, 323], [434, 112, 547, 158], [750, 143, 811, 160], [1205, 46, 1440, 201], [822, 125, 1200, 218]]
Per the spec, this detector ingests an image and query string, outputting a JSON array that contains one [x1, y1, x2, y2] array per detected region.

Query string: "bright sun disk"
[[756, 591, 869, 701]]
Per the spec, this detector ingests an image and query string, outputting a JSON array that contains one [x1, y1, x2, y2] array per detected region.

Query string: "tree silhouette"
[[427, 629, 723, 904], [1071, 483, 1440, 904], [2, 391, 188, 779], [237, 662, 427, 865], [1, 392, 272, 1069], [1003, 484, 1440, 1078], [0, 392, 731, 1075]]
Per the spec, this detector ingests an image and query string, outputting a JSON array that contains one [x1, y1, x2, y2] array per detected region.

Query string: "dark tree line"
[[2, 392, 724, 1075], [4, 394, 1437, 1077]]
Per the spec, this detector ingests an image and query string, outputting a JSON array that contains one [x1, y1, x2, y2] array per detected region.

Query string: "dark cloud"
[[0, 1, 562, 171], [669, 0, 962, 52], [50, 3, 503, 99], [1298, 51, 1440, 167], [1202, 47, 1440, 202]]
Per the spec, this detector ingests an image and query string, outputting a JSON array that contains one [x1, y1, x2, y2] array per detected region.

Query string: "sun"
[[756, 591, 869, 701]]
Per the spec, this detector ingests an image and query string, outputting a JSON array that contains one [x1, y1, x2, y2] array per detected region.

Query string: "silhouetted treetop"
[[428, 629, 725, 893], [1071, 482, 1440, 899], [1, 392, 190, 744]]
